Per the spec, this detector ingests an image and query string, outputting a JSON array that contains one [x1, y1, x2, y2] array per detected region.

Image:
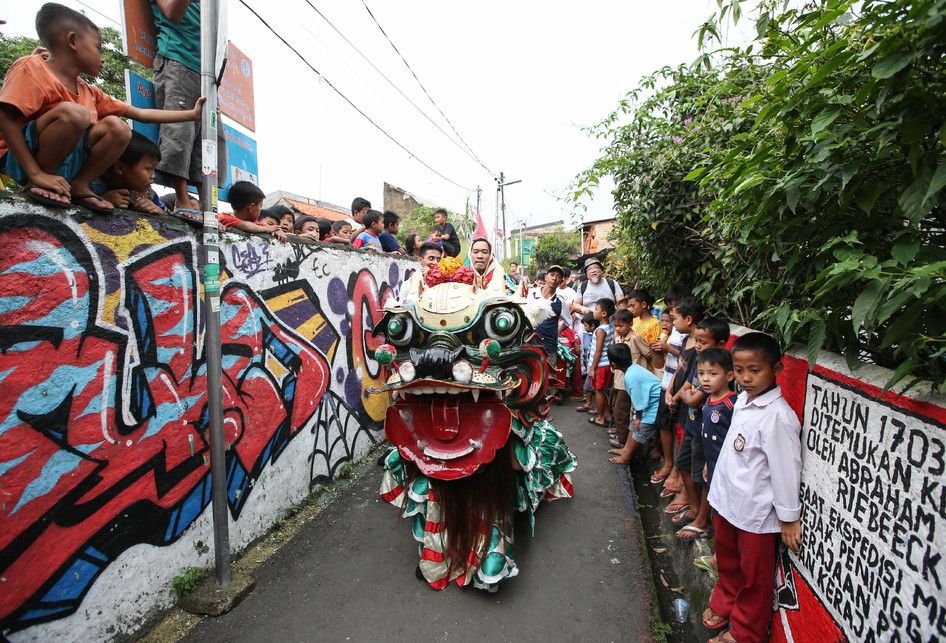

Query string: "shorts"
[[583, 374, 594, 393], [593, 365, 613, 390], [0, 120, 90, 183], [655, 390, 674, 431], [152, 55, 226, 185], [611, 389, 631, 442], [632, 422, 658, 445], [674, 430, 705, 483]]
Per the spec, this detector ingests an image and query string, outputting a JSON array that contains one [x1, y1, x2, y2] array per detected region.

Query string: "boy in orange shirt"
[[0, 3, 203, 213]]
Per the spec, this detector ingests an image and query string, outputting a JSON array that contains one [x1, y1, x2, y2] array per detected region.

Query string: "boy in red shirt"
[[0, 3, 203, 213]]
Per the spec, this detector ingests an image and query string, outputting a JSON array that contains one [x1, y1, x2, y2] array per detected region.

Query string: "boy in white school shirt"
[[703, 332, 802, 643]]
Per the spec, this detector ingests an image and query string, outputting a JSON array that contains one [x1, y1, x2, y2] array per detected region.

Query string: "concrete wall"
[[382, 182, 426, 220], [725, 326, 946, 643], [0, 199, 415, 641]]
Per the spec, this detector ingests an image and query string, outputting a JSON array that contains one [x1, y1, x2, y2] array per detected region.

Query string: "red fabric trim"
[[421, 547, 445, 563], [424, 520, 446, 533], [380, 485, 403, 502], [560, 474, 574, 497]]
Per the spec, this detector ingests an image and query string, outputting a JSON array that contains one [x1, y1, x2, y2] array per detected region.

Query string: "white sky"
[[2, 0, 744, 231]]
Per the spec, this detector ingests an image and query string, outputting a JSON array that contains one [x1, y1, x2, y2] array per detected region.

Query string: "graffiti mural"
[[0, 205, 412, 638]]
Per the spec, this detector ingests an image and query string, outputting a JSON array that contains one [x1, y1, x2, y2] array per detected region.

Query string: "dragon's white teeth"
[[391, 391, 399, 401], [435, 386, 447, 394], [471, 389, 480, 403], [422, 386, 435, 395]]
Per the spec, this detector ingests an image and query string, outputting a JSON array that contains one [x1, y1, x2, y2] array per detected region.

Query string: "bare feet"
[[608, 447, 631, 464]]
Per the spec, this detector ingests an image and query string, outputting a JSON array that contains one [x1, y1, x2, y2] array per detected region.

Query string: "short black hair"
[[257, 210, 279, 227], [36, 3, 98, 48], [607, 343, 633, 372], [418, 242, 442, 258], [430, 224, 444, 234], [628, 287, 654, 308], [697, 316, 730, 344], [581, 312, 599, 328], [228, 181, 265, 210], [595, 297, 616, 318], [613, 309, 634, 324], [294, 215, 319, 234], [674, 297, 705, 324], [732, 332, 782, 365], [434, 208, 447, 217], [332, 219, 351, 233], [510, 261, 518, 267], [536, 271, 547, 281], [664, 283, 692, 307], [269, 204, 293, 219], [696, 347, 733, 372], [119, 130, 161, 166], [351, 197, 371, 214], [363, 209, 382, 228], [383, 210, 400, 228], [316, 218, 332, 237]]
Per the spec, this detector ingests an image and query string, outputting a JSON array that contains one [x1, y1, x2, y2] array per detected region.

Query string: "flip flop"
[[664, 503, 690, 515], [650, 470, 670, 484], [676, 524, 709, 540], [23, 185, 68, 208], [609, 437, 623, 448], [709, 632, 736, 643], [703, 608, 729, 631], [575, 405, 592, 412], [71, 193, 113, 214], [659, 487, 677, 498], [587, 418, 606, 427], [694, 555, 717, 574], [671, 511, 696, 525], [171, 207, 202, 224]]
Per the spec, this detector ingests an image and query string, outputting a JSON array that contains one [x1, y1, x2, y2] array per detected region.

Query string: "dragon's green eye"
[[386, 314, 416, 347], [484, 307, 520, 343]]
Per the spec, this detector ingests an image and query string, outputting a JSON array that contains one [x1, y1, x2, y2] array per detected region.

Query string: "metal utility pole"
[[496, 172, 522, 261], [199, 0, 231, 588]]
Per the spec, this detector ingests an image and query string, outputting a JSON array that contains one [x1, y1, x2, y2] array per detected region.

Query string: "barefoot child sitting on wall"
[[0, 3, 204, 213], [91, 131, 167, 216]]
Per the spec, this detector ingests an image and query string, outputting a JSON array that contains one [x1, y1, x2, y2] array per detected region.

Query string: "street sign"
[[120, 0, 158, 68], [124, 69, 160, 142], [221, 124, 259, 202], [219, 42, 256, 131]]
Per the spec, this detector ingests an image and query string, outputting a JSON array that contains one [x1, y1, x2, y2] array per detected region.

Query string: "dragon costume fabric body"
[[373, 260, 577, 592]]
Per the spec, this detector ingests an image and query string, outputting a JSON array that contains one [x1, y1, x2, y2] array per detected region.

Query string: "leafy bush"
[[532, 227, 581, 271], [574, 0, 946, 390]]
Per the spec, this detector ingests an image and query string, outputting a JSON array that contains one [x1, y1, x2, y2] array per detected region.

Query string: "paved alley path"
[[183, 402, 653, 642]]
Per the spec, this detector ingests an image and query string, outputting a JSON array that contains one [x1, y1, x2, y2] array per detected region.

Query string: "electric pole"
[[199, 0, 231, 587], [496, 172, 522, 261]]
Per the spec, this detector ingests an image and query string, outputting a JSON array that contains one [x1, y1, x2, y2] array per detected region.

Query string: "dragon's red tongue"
[[431, 397, 461, 439], [385, 396, 512, 480]]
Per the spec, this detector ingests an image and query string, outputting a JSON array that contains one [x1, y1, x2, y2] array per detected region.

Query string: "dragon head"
[[372, 280, 554, 480]]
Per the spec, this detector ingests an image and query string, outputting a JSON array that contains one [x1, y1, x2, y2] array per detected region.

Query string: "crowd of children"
[[0, 4, 455, 261], [573, 284, 803, 643]]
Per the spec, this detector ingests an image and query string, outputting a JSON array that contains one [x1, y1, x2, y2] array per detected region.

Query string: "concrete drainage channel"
[[628, 457, 718, 643]]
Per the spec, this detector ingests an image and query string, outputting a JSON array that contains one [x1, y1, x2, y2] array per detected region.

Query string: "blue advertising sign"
[[220, 124, 258, 203], [124, 69, 159, 142], [122, 70, 259, 204]]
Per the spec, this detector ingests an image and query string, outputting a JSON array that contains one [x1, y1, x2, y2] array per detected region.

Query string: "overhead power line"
[[300, 0, 495, 178], [237, 0, 474, 192], [359, 0, 496, 180]]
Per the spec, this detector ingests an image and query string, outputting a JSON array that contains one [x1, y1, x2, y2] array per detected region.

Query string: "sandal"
[[71, 193, 114, 214], [694, 555, 717, 574], [649, 470, 671, 484], [23, 185, 69, 208], [676, 524, 709, 540], [575, 405, 592, 412], [703, 608, 729, 631], [587, 418, 606, 427], [671, 511, 696, 525], [664, 503, 690, 515], [659, 487, 677, 498], [709, 629, 737, 642], [609, 437, 623, 449]]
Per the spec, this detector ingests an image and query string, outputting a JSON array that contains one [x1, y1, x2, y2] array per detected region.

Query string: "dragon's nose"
[[409, 343, 463, 380]]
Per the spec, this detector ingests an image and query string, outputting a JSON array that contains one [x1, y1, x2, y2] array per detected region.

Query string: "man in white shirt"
[[570, 257, 624, 316], [703, 332, 802, 643]]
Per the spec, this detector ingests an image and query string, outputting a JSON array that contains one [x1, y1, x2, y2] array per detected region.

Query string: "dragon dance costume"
[[373, 242, 576, 592]]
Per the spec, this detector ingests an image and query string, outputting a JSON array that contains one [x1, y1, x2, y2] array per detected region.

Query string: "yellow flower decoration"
[[438, 256, 463, 276]]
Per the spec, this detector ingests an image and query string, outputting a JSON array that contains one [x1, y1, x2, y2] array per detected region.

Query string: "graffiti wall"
[[0, 200, 414, 640], [724, 327, 946, 643]]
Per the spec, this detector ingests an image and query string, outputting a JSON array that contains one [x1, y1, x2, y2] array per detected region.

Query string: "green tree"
[[532, 228, 581, 272], [574, 0, 946, 390], [0, 27, 147, 100]]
